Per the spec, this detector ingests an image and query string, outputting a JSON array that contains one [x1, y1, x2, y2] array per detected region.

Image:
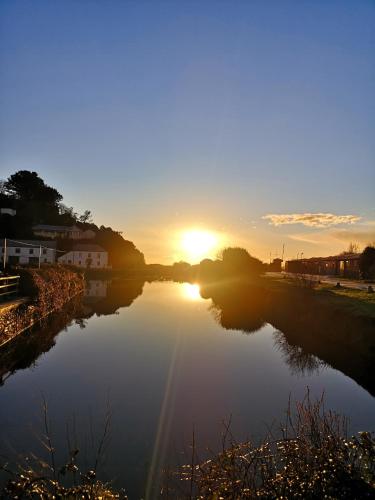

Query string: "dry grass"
[[164, 392, 375, 499]]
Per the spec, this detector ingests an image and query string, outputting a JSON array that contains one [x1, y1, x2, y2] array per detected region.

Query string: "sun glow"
[[182, 283, 202, 301], [180, 229, 219, 262]]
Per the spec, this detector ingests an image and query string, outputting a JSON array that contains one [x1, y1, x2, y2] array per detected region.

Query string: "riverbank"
[[0, 267, 84, 348], [263, 274, 375, 320]]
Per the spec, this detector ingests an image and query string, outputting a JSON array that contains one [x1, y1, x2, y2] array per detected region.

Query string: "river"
[[0, 279, 374, 498]]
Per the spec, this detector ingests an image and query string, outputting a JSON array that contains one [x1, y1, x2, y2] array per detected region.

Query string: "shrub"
[[359, 246, 375, 280], [169, 393, 375, 499]]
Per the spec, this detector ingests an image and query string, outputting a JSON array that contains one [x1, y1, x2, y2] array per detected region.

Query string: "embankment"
[[0, 267, 84, 348]]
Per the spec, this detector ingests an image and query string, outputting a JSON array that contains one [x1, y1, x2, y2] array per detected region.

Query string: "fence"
[[0, 275, 20, 303]]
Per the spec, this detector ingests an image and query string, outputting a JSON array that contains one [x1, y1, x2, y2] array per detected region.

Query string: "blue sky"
[[1, 1, 374, 262]]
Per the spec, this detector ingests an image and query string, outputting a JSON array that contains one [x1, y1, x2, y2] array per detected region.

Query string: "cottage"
[[58, 244, 108, 269], [33, 224, 96, 240], [0, 239, 57, 266]]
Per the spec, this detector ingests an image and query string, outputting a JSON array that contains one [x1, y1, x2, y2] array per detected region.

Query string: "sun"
[[180, 229, 219, 262]]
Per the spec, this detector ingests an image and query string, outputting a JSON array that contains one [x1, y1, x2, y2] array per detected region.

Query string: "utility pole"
[[3, 238, 6, 272], [38, 245, 42, 269], [281, 243, 285, 261]]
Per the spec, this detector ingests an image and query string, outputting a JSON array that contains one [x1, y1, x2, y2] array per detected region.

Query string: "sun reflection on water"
[[181, 283, 202, 301]]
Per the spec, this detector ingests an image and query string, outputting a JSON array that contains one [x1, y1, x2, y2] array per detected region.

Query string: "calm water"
[[0, 279, 374, 498]]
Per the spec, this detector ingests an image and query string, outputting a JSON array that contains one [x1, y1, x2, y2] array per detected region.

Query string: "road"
[[266, 272, 371, 291]]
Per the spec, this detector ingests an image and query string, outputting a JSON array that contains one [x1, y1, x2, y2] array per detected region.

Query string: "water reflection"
[[0, 278, 374, 498], [181, 283, 202, 301], [0, 279, 145, 384], [200, 279, 375, 395], [273, 330, 327, 376], [201, 281, 267, 333], [0, 278, 374, 398], [0, 297, 84, 385]]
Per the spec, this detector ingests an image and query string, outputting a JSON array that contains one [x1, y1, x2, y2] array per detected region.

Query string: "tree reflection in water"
[[201, 278, 375, 396], [1, 278, 374, 397], [273, 329, 327, 376], [0, 279, 146, 385], [201, 281, 267, 334]]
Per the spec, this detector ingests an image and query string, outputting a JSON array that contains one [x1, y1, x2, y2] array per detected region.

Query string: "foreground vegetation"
[[1, 395, 373, 499], [168, 394, 375, 499]]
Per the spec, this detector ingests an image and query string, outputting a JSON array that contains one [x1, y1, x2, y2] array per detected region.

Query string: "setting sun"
[[180, 229, 219, 262]]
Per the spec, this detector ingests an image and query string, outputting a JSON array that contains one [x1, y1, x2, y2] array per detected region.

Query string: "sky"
[[0, 0, 374, 263]]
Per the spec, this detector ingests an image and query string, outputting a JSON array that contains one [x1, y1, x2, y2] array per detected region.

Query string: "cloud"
[[263, 213, 361, 228]]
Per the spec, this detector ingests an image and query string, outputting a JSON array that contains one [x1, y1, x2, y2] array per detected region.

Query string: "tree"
[[78, 210, 93, 223], [4, 171, 62, 205], [359, 246, 375, 280], [95, 226, 145, 269], [219, 247, 265, 277], [3, 170, 63, 224], [347, 242, 360, 254], [57, 204, 78, 225]]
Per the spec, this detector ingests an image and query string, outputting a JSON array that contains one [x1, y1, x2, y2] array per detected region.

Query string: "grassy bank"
[[0, 267, 84, 347], [264, 275, 375, 320]]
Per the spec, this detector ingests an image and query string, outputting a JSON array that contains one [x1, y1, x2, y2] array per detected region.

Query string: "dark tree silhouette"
[[95, 225, 145, 269], [359, 246, 375, 279], [4, 170, 62, 205], [79, 210, 93, 223], [220, 247, 265, 277]]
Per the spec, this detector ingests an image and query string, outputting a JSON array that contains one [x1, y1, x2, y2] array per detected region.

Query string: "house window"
[[29, 248, 34, 254], [68, 259, 72, 264], [97, 261, 100, 266], [97, 253, 101, 257], [78, 261, 81, 265], [44, 258, 48, 263], [15, 248, 21, 254], [43, 249, 47, 255]]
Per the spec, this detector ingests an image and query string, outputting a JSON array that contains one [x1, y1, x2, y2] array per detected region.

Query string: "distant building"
[[285, 253, 361, 279], [58, 243, 108, 269], [33, 224, 96, 240], [0, 239, 57, 266], [0, 208, 16, 216]]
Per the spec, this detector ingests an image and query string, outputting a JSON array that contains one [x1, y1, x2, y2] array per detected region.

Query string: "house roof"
[[71, 244, 107, 252], [0, 239, 57, 249], [33, 224, 79, 232]]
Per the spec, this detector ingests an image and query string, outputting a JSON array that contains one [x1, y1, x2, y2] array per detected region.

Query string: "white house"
[[0, 239, 57, 266], [58, 244, 108, 269], [33, 224, 96, 240]]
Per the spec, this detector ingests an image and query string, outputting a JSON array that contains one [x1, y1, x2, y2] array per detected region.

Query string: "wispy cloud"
[[263, 213, 361, 228]]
